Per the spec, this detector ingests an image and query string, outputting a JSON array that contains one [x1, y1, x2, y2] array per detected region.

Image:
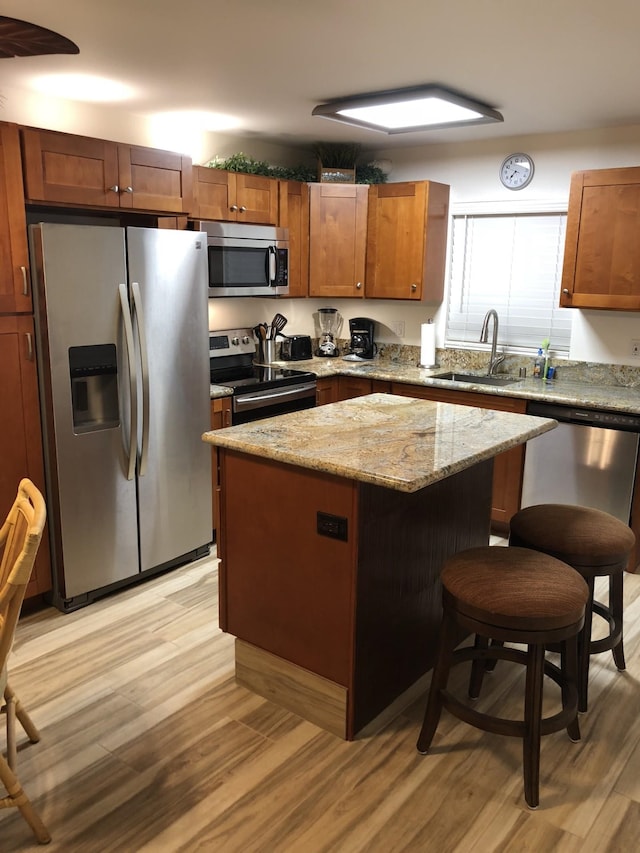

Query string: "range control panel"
[[209, 328, 255, 359]]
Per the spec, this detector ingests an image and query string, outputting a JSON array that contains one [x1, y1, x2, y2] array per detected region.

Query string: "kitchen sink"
[[432, 371, 520, 387]]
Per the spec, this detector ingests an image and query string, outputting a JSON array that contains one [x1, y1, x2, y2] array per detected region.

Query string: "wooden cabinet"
[[0, 315, 52, 598], [309, 183, 368, 298], [337, 376, 391, 401], [192, 166, 278, 223], [0, 123, 31, 314], [278, 180, 309, 297], [20, 127, 192, 214], [210, 397, 232, 536], [390, 382, 526, 530], [316, 377, 339, 406], [561, 167, 640, 310], [366, 181, 450, 301]]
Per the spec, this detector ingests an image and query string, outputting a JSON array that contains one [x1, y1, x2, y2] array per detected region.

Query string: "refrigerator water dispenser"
[[69, 344, 119, 433]]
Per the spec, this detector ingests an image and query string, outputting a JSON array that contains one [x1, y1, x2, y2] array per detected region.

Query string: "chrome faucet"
[[480, 309, 505, 375]]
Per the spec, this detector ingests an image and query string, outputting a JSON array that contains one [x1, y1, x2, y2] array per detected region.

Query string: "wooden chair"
[[417, 546, 588, 809], [0, 478, 51, 844]]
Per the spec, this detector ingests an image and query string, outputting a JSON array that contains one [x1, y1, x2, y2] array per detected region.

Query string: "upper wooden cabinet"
[[192, 166, 278, 224], [278, 179, 309, 297], [0, 123, 31, 314], [20, 127, 193, 214], [366, 180, 450, 301], [309, 183, 368, 298], [561, 167, 640, 310], [0, 314, 52, 598]]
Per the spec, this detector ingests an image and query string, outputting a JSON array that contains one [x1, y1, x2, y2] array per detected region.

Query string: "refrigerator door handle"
[[118, 283, 138, 480], [131, 281, 150, 477]]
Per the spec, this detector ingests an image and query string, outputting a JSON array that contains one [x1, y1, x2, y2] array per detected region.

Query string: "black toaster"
[[280, 335, 313, 361]]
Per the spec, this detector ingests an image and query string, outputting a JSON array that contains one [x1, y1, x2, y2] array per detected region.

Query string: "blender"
[[316, 307, 340, 357]]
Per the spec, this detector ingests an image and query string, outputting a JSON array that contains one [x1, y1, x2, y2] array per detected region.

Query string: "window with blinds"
[[446, 211, 572, 354]]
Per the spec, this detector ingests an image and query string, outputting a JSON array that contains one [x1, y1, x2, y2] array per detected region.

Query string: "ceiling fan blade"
[[0, 16, 79, 58]]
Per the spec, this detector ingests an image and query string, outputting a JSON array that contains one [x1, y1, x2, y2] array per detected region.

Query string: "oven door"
[[233, 381, 316, 424]]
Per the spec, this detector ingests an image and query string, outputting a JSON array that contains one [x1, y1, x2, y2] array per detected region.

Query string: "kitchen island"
[[202, 393, 555, 739]]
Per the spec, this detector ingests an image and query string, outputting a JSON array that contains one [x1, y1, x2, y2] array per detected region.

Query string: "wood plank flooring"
[[1, 551, 639, 851]]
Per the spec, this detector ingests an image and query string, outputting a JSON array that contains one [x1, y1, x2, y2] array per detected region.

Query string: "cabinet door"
[[366, 181, 450, 300], [316, 377, 339, 406], [561, 167, 640, 310], [0, 123, 30, 314], [279, 180, 309, 297], [118, 145, 192, 213], [192, 167, 279, 223], [309, 184, 368, 298], [210, 397, 232, 535], [21, 127, 120, 208], [0, 315, 52, 598], [390, 382, 526, 529]]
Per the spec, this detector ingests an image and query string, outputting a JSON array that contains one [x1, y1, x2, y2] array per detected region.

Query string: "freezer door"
[[32, 223, 140, 599], [126, 228, 212, 571]]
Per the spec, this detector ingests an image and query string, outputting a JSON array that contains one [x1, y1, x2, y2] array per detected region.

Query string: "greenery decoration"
[[205, 146, 388, 184]]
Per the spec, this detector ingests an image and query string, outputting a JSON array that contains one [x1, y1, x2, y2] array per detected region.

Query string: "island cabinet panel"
[[218, 447, 492, 739], [0, 315, 52, 598], [21, 127, 192, 213], [390, 382, 527, 530], [210, 397, 232, 535], [309, 183, 368, 298], [366, 180, 450, 301], [278, 179, 309, 297], [0, 123, 31, 314], [192, 166, 279, 223], [561, 167, 640, 310]]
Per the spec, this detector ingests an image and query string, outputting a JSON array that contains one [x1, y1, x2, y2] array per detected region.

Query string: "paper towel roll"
[[419, 321, 436, 368]]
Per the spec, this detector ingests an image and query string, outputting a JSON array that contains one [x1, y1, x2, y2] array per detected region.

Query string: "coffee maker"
[[348, 317, 377, 359]]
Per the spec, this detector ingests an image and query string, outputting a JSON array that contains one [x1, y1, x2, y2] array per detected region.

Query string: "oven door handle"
[[234, 382, 316, 413]]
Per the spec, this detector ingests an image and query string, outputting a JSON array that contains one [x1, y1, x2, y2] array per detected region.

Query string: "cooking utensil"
[[269, 312, 288, 339]]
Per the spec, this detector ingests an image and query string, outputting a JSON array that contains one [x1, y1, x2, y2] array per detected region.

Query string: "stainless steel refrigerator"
[[30, 223, 212, 611]]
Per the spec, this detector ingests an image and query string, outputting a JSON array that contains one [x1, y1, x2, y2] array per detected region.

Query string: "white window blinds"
[[446, 211, 572, 354]]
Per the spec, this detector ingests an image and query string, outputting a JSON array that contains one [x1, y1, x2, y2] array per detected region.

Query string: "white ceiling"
[[3, 0, 640, 154]]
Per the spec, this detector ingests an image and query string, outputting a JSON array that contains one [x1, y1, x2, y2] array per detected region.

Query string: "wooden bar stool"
[[416, 546, 588, 809], [510, 504, 635, 712]]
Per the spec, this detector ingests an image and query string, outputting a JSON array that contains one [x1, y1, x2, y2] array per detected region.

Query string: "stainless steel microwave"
[[202, 222, 289, 297]]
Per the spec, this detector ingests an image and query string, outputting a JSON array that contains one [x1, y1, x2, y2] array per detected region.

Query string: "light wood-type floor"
[[1, 549, 639, 851]]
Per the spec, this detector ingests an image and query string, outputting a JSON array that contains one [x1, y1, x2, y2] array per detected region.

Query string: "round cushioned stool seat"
[[417, 546, 589, 810], [510, 504, 635, 711]]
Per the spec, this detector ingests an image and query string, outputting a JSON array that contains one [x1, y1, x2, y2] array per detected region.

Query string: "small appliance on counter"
[[316, 307, 341, 357], [281, 335, 312, 361], [344, 317, 377, 360]]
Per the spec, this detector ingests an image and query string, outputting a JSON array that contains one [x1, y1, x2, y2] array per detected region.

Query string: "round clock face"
[[500, 153, 534, 190]]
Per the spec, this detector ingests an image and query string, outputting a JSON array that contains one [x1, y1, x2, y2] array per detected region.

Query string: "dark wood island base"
[[218, 449, 493, 739]]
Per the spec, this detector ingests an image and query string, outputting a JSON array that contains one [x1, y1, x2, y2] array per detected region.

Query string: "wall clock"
[[499, 153, 534, 190]]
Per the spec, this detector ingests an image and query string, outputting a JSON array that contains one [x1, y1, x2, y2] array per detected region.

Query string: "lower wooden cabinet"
[[316, 377, 338, 406], [337, 376, 391, 400], [390, 382, 526, 530], [210, 397, 232, 536], [0, 315, 52, 598]]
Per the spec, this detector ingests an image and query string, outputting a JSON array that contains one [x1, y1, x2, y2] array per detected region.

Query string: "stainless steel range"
[[210, 328, 316, 424]]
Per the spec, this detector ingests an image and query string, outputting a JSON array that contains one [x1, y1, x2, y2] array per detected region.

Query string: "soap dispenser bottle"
[[533, 348, 544, 379]]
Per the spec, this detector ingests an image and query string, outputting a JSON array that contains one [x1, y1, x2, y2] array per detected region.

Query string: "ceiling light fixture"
[[312, 84, 503, 134]]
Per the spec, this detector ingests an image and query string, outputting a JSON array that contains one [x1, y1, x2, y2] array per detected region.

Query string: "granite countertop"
[[202, 392, 555, 493]]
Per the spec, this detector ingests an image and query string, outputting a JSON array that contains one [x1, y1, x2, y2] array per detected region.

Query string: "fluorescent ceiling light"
[[312, 84, 503, 134]]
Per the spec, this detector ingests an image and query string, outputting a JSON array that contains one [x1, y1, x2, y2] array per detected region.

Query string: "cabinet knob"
[[230, 204, 239, 212], [356, 281, 362, 289], [122, 186, 133, 194], [562, 288, 570, 295], [239, 206, 247, 212], [108, 185, 119, 193], [410, 283, 417, 292]]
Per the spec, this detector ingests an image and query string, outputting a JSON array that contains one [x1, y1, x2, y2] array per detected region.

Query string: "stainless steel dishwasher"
[[521, 401, 640, 524]]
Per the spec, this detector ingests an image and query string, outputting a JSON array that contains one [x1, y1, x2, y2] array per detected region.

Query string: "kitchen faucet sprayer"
[[480, 309, 506, 375]]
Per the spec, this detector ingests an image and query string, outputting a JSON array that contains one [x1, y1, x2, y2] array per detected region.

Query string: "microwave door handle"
[[268, 245, 277, 285], [118, 283, 138, 480]]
